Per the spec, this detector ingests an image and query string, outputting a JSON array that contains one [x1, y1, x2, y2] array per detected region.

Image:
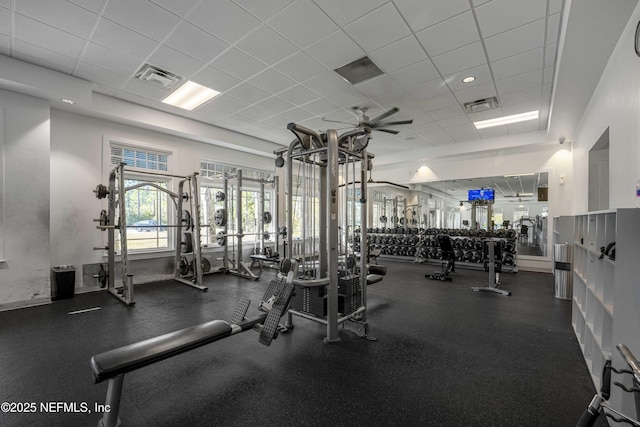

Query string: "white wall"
[[50, 109, 276, 288], [0, 89, 51, 307], [572, 3, 640, 212]]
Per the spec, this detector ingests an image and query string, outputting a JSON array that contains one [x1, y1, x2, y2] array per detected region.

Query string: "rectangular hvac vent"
[[134, 64, 183, 89], [463, 96, 499, 113], [334, 56, 384, 84]]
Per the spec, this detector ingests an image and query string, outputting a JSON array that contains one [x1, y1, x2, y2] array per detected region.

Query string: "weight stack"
[[339, 292, 361, 315], [291, 285, 326, 317], [338, 275, 360, 296]]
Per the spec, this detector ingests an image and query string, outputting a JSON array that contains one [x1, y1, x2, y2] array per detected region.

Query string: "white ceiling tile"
[[471, 0, 492, 6], [507, 120, 539, 134], [416, 93, 459, 111], [477, 126, 509, 138], [444, 124, 479, 142], [343, 3, 412, 52], [233, 104, 275, 121], [211, 48, 266, 80], [484, 19, 546, 62], [395, 0, 470, 32], [438, 115, 471, 128], [194, 101, 233, 118], [428, 104, 465, 120], [389, 60, 440, 89], [407, 78, 450, 101], [147, 45, 205, 78], [14, 14, 86, 58], [412, 120, 441, 134], [82, 43, 142, 76], [74, 61, 130, 89], [453, 82, 497, 104], [475, 0, 546, 38], [546, 13, 561, 45], [301, 98, 341, 116], [116, 92, 159, 107], [16, 0, 97, 38], [313, 0, 387, 26], [368, 36, 427, 74], [68, 0, 103, 13], [236, 25, 298, 65], [268, 0, 337, 49], [12, 39, 77, 73], [205, 94, 251, 113], [255, 95, 295, 113], [419, 129, 455, 145], [279, 107, 315, 122], [103, 0, 181, 41], [549, 0, 563, 15], [92, 18, 158, 60], [431, 42, 487, 76], [232, 0, 295, 21], [92, 84, 120, 97], [301, 71, 351, 96], [502, 99, 542, 115], [259, 114, 291, 129], [272, 51, 323, 82], [151, 0, 200, 17], [191, 66, 241, 92], [355, 75, 403, 99], [328, 88, 370, 108], [0, 7, 9, 36], [491, 48, 543, 80], [544, 43, 557, 67], [122, 78, 170, 101], [165, 22, 230, 64], [495, 69, 542, 95], [0, 34, 10, 55], [248, 68, 296, 94], [321, 109, 360, 123], [444, 64, 493, 91], [187, 0, 261, 44], [499, 85, 542, 106], [305, 30, 366, 70], [543, 65, 555, 84], [278, 84, 320, 105], [542, 83, 552, 103], [416, 11, 480, 57], [225, 83, 270, 104]]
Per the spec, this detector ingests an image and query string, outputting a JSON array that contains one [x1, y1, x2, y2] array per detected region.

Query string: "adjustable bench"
[[366, 264, 387, 285], [90, 259, 299, 427]]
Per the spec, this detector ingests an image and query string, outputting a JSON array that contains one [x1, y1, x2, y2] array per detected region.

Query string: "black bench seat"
[[91, 319, 233, 384]]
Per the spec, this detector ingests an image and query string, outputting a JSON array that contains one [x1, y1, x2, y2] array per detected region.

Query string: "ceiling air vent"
[[463, 97, 499, 114], [334, 56, 384, 84], [134, 64, 183, 89]]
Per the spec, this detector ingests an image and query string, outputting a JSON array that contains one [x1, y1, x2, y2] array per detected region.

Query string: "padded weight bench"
[[90, 259, 299, 427], [366, 264, 386, 285]]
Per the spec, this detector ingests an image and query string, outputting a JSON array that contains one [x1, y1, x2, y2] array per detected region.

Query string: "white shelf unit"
[[558, 208, 640, 418]]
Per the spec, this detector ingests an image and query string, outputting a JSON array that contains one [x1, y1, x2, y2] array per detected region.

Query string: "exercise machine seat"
[[91, 320, 232, 384], [366, 274, 384, 285]]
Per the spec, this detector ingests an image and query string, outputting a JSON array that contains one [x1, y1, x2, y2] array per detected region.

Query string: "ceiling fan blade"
[[375, 128, 400, 135], [372, 119, 414, 127], [369, 107, 399, 123]]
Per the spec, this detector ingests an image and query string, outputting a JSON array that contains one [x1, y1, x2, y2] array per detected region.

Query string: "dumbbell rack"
[[354, 227, 518, 273]]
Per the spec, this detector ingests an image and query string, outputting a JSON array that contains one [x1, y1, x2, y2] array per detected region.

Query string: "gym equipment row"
[[90, 259, 299, 427], [275, 123, 379, 342], [92, 163, 206, 306]]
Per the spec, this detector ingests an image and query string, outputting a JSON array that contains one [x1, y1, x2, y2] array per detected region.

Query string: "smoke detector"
[[134, 64, 183, 89], [463, 96, 499, 114]]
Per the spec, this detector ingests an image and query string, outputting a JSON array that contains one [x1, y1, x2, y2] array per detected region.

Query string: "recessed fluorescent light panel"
[[473, 110, 539, 129], [162, 81, 220, 111]]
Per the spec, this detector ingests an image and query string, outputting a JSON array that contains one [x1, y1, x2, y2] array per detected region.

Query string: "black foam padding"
[[231, 297, 251, 324], [368, 265, 386, 276], [90, 320, 232, 383], [367, 274, 383, 285]]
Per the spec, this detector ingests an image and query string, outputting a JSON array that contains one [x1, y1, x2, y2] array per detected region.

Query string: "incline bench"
[[90, 259, 299, 427]]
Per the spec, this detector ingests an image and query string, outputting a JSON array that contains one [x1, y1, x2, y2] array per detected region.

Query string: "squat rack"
[[93, 163, 206, 306], [275, 123, 373, 343]]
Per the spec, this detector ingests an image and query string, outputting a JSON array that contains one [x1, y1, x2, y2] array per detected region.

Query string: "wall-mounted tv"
[[468, 188, 495, 201]]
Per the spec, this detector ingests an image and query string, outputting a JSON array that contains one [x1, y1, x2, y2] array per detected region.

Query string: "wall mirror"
[[368, 172, 549, 259]]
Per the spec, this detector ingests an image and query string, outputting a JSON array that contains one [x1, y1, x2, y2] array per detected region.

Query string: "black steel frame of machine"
[[275, 123, 373, 343], [219, 169, 279, 281], [93, 162, 206, 306]]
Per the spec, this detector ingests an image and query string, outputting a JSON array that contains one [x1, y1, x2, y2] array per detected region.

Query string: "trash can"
[[553, 244, 572, 300], [51, 265, 76, 300]]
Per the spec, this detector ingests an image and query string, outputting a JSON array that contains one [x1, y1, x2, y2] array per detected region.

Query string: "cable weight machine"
[[93, 163, 207, 306]]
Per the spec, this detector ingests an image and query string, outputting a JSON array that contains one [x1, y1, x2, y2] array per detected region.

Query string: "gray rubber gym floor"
[[0, 260, 605, 427]]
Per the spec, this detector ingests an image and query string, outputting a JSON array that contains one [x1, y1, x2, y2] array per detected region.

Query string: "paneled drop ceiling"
[[0, 0, 564, 158]]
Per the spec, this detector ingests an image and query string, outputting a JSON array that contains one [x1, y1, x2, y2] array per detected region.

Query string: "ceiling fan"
[[322, 106, 413, 135]]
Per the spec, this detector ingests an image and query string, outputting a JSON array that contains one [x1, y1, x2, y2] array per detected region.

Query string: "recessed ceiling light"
[[60, 98, 75, 105], [462, 76, 476, 83], [162, 80, 220, 111], [473, 110, 539, 129]]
